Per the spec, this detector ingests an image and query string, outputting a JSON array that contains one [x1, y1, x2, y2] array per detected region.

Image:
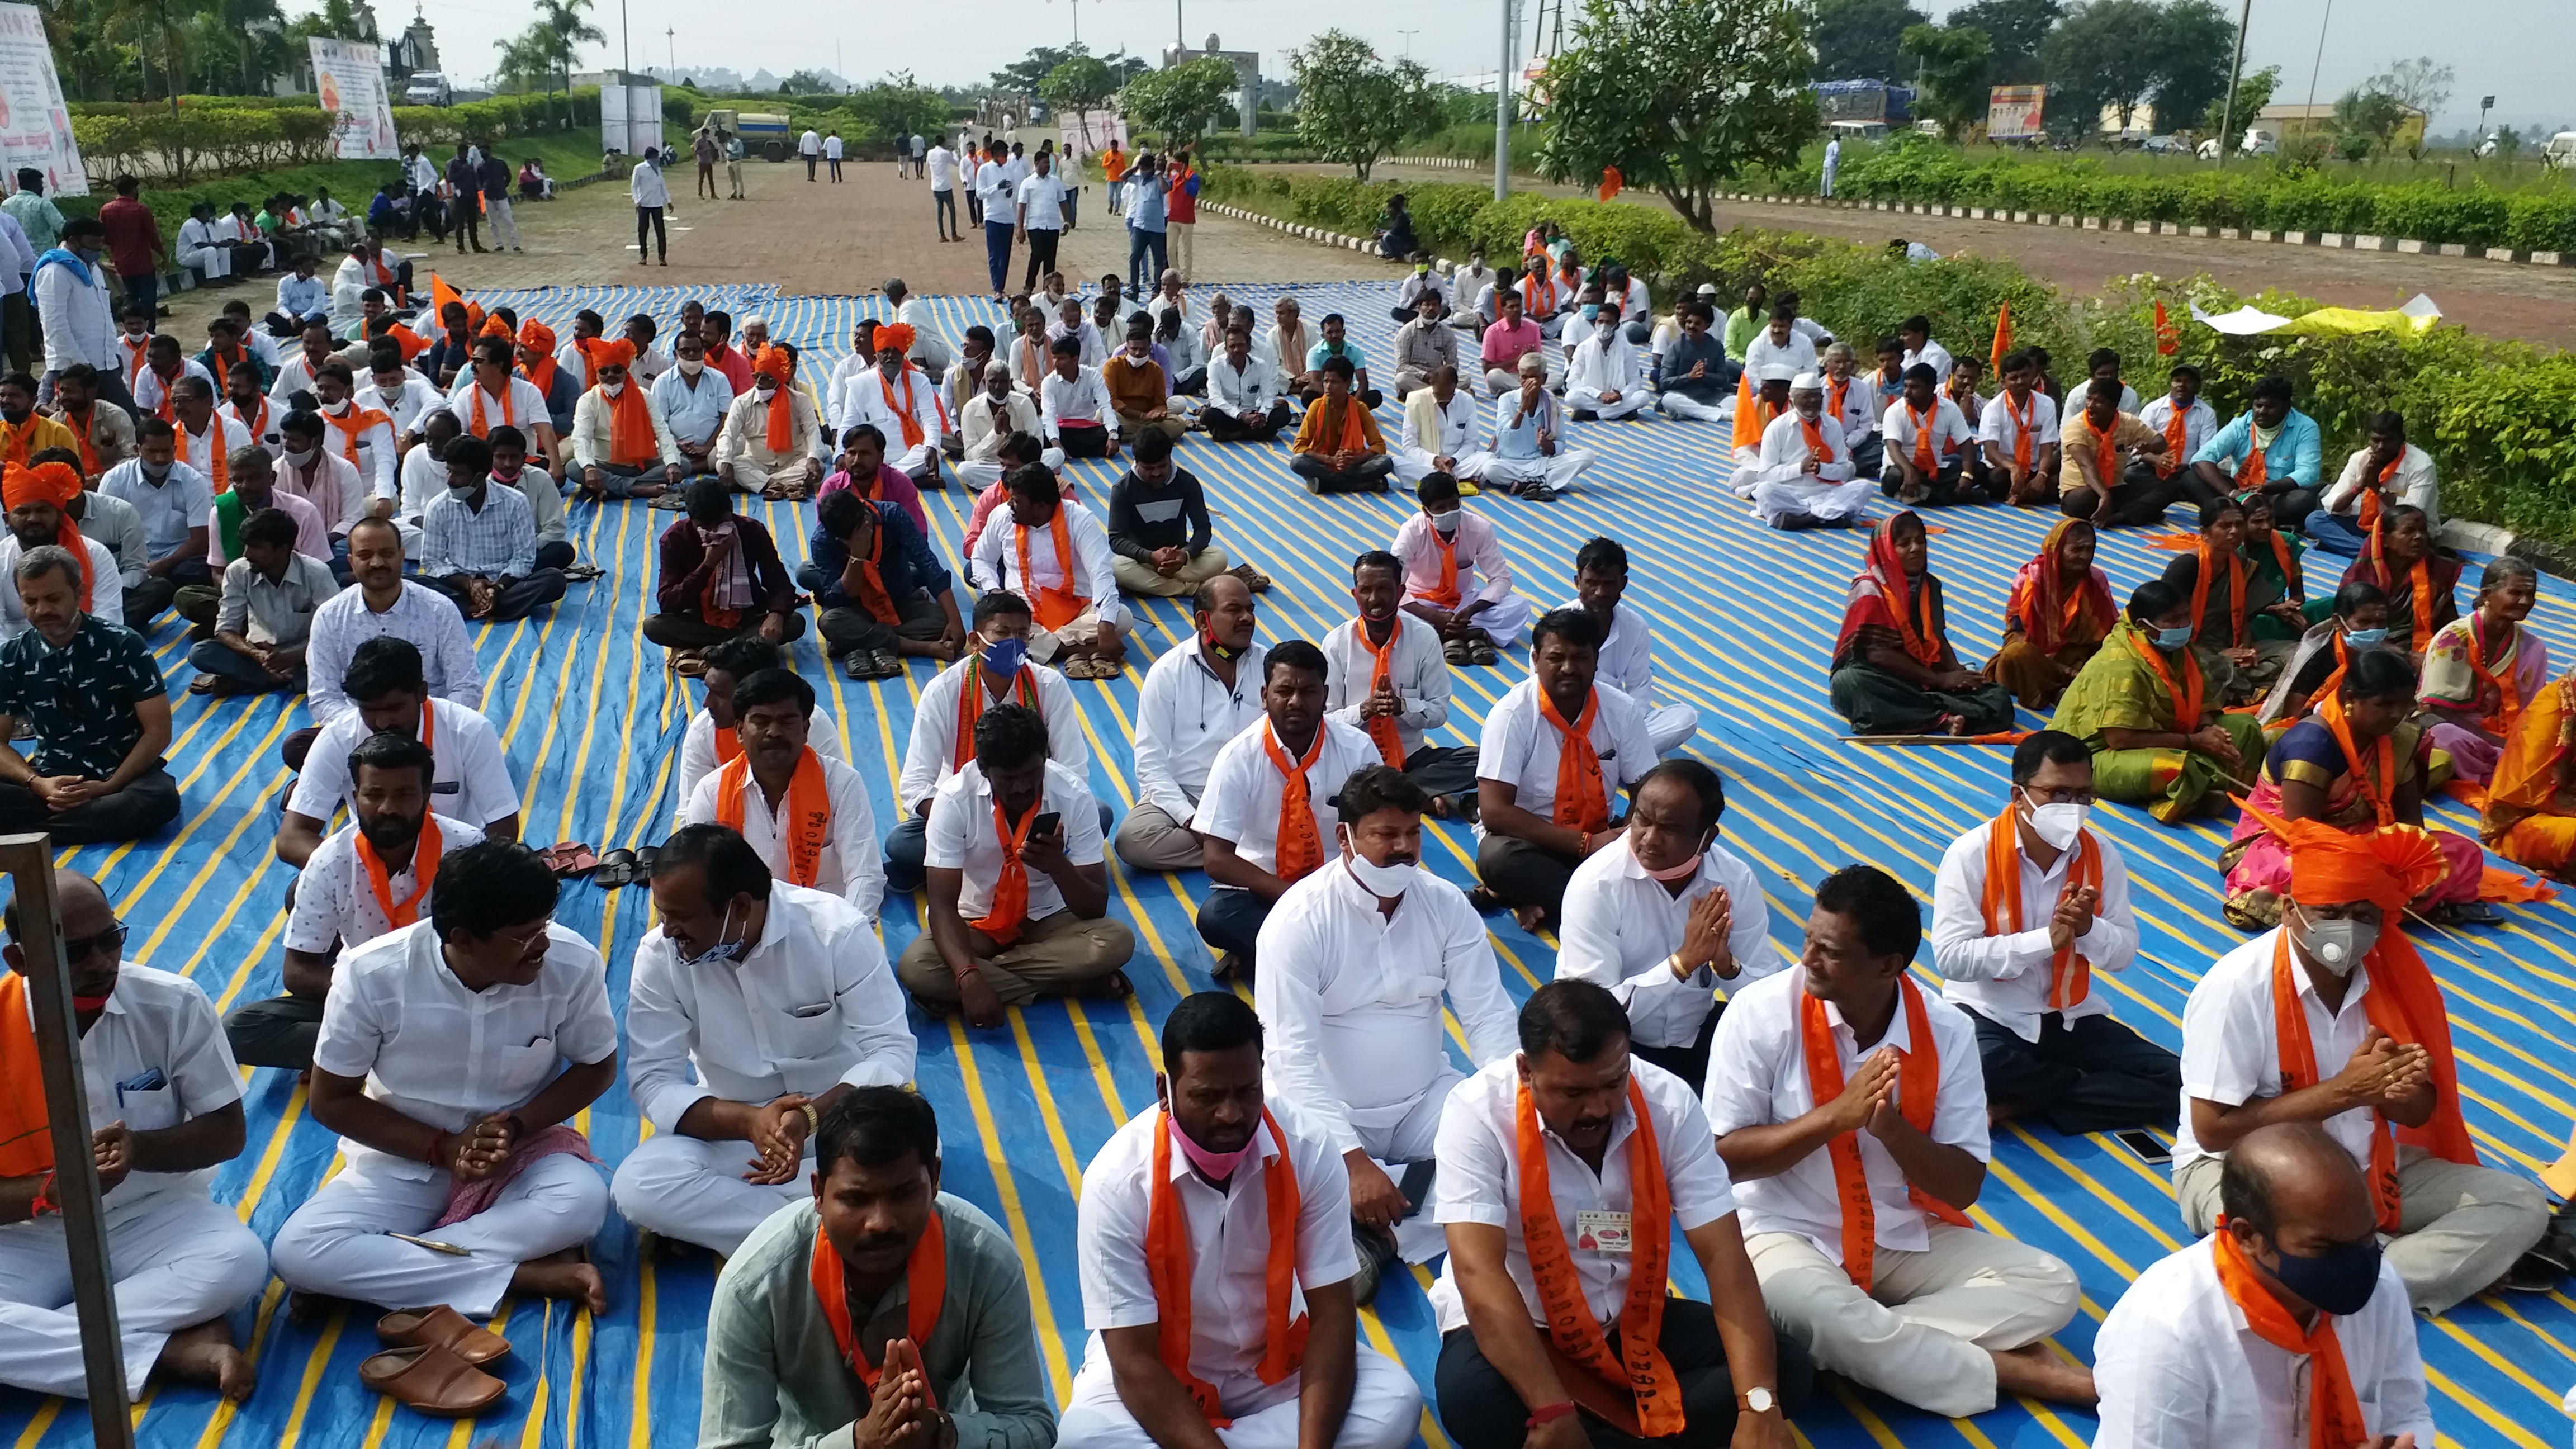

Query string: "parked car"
[[402, 71, 452, 107], [2139, 134, 2189, 154], [2544, 132, 2576, 168]]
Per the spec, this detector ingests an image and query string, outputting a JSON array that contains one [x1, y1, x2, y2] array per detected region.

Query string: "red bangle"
[[1527, 1403, 1578, 1429], [30, 1169, 58, 1218], [424, 1131, 449, 1167]]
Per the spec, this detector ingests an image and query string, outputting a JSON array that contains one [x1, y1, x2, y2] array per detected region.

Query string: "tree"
[[495, 0, 603, 125], [1810, 0, 1927, 82], [2367, 56, 2453, 119], [1039, 56, 1117, 149], [1948, 0, 2059, 83], [1537, 0, 1817, 233], [2038, 0, 2165, 138], [2146, 0, 2233, 136], [1120, 58, 1237, 148], [993, 44, 1145, 97], [782, 69, 835, 94], [1899, 23, 1991, 140], [2201, 62, 2275, 145], [1287, 30, 1442, 181], [2332, 86, 2408, 161], [849, 75, 950, 140]]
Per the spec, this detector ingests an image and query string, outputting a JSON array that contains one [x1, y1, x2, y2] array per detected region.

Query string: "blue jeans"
[[1127, 226, 1167, 295], [187, 638, 304, 692], [934, 189, 957, 238], [984, 219, 1015, 295], [2304, 509, 2370, 556]]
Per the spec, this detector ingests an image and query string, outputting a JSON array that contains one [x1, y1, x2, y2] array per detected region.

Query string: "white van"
[[2545, 132, 2576, 168]]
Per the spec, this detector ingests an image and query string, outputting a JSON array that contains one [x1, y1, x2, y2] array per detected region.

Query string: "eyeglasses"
[[61, 920, 130, 963], [2019, 785, 2097, 807]]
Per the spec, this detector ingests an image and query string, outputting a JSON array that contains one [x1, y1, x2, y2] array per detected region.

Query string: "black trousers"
[[2061, 461, 2181, 529], [1962, 1005, 2182, 1135], [425, 568, 567, 622], [1196, 887, 1269, 960], [1291, 452, 1395, 494], [1021, 228, 1062, 290], [1403, 744, 1481, 810], [226, 993, 325, 1069], [2176, 463, 2323, 527], [1436, 1300, 1813, 1449], [124, 576, 178, 627], [1058, 422, 1112, 459], [0, 767, 181, 843], [636, 206, 667, 261], [819, 590, 945, 661], [1202, 402, 1290, 442], [1476, 834, 1581, 924], [1878, 460, 1979, 506]]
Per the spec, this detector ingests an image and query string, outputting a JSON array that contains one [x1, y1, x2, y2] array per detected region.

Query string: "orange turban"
[[518, 319, 557, 352], [756, 348, 797, 452], [875, 322, 916, 356], [591, 339, 638, 371], [478, 312, 512, 339], [2, 462, 93, 608], [2243, 802, 2450, 912], [754, 347, 795, 383]]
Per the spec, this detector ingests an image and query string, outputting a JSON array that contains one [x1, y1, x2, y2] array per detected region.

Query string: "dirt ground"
[[1274, 161, 2576, 352]]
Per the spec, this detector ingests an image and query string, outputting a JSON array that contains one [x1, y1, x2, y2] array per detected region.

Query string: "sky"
[[367, 0, 2574, 136]]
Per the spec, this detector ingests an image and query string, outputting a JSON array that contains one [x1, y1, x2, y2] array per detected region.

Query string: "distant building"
[[389, 3, 438, 84], [2258, 101, 2427, 149]]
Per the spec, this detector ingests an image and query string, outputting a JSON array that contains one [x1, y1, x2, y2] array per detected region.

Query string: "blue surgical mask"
[[2154, 624, 2194, 651], [980, 634, 1029, 677], [676, 902, 747, 967], [2343, 627, 2390, 647], [1579, 303, 1600, 321], [2262, 1232, 2384, 1317]]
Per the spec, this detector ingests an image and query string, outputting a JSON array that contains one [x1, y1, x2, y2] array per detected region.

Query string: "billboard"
[[309, 35, 397, 159], [1987, 84, 2046, 141], [0, 3, 84, 196]]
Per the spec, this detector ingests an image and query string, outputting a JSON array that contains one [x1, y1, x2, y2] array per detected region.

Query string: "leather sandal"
[[358, 1343, 507, 1417], [376, 1304, 513, 1365]]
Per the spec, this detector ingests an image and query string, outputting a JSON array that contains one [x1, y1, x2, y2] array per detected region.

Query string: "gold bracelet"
[[801, 1102, 820, 1134]]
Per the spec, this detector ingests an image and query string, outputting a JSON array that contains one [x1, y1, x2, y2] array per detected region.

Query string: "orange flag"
[[1599, 165, 1623, 202], [1987, 300, 2014, 374], [1729, 366, 1761, 452], [2154, 300, 2180, 356], [429, 271, 463, 321]]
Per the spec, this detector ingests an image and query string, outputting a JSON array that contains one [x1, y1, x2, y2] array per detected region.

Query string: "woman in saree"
[[2340, 503, 2461, 665], [2050, 577, 2271, 824], [2482, 665, 2576, 876], [2157, 494, 2300, 704], [2418, 557, 2547, 787], [2220, 648, 2492, 927], [2257, 580, 2392, 726], [2240, 491, 2309, 639], [1827, 510, 2018, 736], [1985, 517, 2116, 709]]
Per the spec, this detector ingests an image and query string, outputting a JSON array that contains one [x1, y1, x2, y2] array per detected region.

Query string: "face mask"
[[0, 405, 26, 424], [1343, 849, 1416, 898], [1596, 320, 1616, 339], [2154, 624, 2194, 651], [72, 991, 111, 1012], [323, 399, 350, 415], [1431, 512, 1460, 537], [1579, 303, 1600, 321], [2293, 912, 2378, 976], [752, 385, 776, 402], [678, 359, 704, 376], [676, 902, 747, 967], [979, 634, 1027, 676], [283, 447, 318, 467], [2023, 798, 2090, 851], [2262, 1231, 2384, 1317], [1201, 631, 1243, 661], [1167, 1110, 1260, 1181], [1641, 848, 1704, 883], [1414, 263, 1430, 276], [2344, 627, 2390, 647]]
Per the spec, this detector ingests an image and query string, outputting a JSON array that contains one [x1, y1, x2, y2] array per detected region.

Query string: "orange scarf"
[[2129, 626, 2204, 731], [2315, 693, 2398, 827], [519, 352, 558, 399], [811, 1210, 945, 1394], [2257, 529, 2302, 600], [1519, 271, 1557, 317], [2237, 433, 2270, 491], [1799, 415, 1835, 465], [2154, 401, 2189, 477], [2211, 1224, 2370, 1449], [714, 748, 832, 888], [1800, 977, 1971, 1290], [64, 407, 100, 477], [147, 370, 178, 423], [764, 384, 794, 453], [1539, 687, 1611, 833], [714, 726, 742, 768], [2189, 539, 2247, 648], [1827, 377, 1852, 430], [324, 405, 391, 472], [950, 665, 1041, 770], [230, 397, 269, 446], [1514, 1076, 1684, 1437], [176, 419, 228, 495], [880, 368, 928, 450], [1145, 1108, 1307, 1427], [2465, 613, 2522, 737], [605, 383, 659, 467], [1358, 620, 1405, 766], [2270, 932, 2407, 1231], [1014, 506, 1086, 631], [1420, 523, 1462, 609], [2312, 635, 2354, 712], [1260, 721, 1327, 883], [968, 795, 1040, 944], [2359, 453, 2403, 533], [467, 381, 513, 438], [847, 520, 898, 626], [1979, 810, 2100, 1011], [0, 420, 29, 468], [117, 335, 149, 383], [2371, 530, 2437, 652], [356, 815, 443, 929], [2003, 388, 2037, 472], [0, 973, 51, 1177], [1905, 401, 1940, 473]]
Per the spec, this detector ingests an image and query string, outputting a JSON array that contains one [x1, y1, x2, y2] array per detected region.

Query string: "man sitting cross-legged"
[[1396, 365, 1491, 489], [1749, 371, 1867, 531], [278, 636, 521, 869], [1707, 865, 2095, 1418], [1191, 640, 1379, 981], [1055, 991, 1425, 1449], [675, 638, 842, 804], [1289, 356, 1394, 496], [271, 841, 616, 1351], [0, 867, 271, 1405], [697, 1087, 1059, 1449], [568, 340, 679, 501], [614, 823, 916, 1257], [845, 324, 949, 490], [1253, 764, 1517, 1305], [1322, 549, 1479, 813], [1485, 357, 1596, 500], [230, 731, 484, 1072], [896, 703, 1135, 1029], [1117, 574, 1268, 873], [680, 667, 884, 920], [419, 433, 567, 623], [644, 476, 808, 662], [1105, 315, 1186, 447], [0, 544, 179, 842], [967, 461, 1129, 680], [811, 486, 964, 682], [889, 591, 1090, 894], [1567, 536, 1698, 756], [959, 361, 1058, 490], [1107, 427, 1265, 600], [292, 515, 482, 771], [1395, 471, 1533, 667], [1429, 979, 1808, 1449], [1564, 301, 1649, 421], [1474, 608, 1654, 932], [714, 347, 826, 501], [1878, 363, 1978, 508], [1202, 323, 1291, 443], [1930, 730, 2181, 1135], [184, 504, 339, 697]]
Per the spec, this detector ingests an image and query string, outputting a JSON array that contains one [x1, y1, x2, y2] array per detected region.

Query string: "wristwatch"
[[1736, 1388, 1777, 1414]]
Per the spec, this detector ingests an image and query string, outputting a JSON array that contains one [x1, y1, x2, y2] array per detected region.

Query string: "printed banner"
[[1986, 84, 2045, 142], [310, 35, 398, 160], [0, 3, 85, 196]]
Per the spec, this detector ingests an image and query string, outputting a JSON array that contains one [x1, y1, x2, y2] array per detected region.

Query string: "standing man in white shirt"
[[1567, 537, 1697, 755], [798, 127, 821, 181], [1475, 609, 1656, 932], [1015, 150, 1071, 293], [1564, 302, 1648, 421], [823, 130, 844, 182], [1556, 760, 1784, 1091], [889, 591, 1088, 893], [1979, 350, 2062, 508], [1321, 550, 1476, 811], [1190, 641, 1379, 979], [1253, 764, 1517, 1303], [613, 824, 916, 1256], [631, 148, 671, 267], [1930, 731, 2180, 1134], [1117, 574, 1266, 873], [2092, 1122, 2432, 1449], [1057, 991, 1424, 1449], [1396, 365, 1490, 485], [1750, 372, 1867, 531], [1706, 865, 2095, 1417], [1428, 980, 1805, 1449], [967, 462, 1128, 678], [976, 145, 1020, 302], [679, 669, 884, 921], [34, 217, 131, 414], [928, 138, 962, 242]]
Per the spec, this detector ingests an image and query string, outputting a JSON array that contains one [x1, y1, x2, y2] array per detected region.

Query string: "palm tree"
[[536, 0, 604, 127]]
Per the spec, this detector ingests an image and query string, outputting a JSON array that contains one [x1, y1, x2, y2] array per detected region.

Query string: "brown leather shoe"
[[358, 1343, 506, 1417], [375, 1304, 512, 1365]]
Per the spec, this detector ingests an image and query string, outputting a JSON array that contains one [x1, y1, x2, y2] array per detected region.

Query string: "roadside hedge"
[[1204, 163, 2576, 549], [74, 89, 606, 188]]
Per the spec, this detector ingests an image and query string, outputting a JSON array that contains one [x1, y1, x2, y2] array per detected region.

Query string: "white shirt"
[[1556, 835, 1787, 1049], [1036, 366, 1114, 438], [315, 402, 398, 500], [1566, 328, 1642, 395], [2136, 395, 2219, 468], [2094, 1234, 2430, 1449], [625, 884, 915, 1133], [1016, 173, 1068, 230], [1903, 338, 1955, 380], [39, 964, 243, 1223], [1401, 387, 1484, 459], [798, 130, 821, 156], [1192, 717, 1380, 878], [1740, 329, 1819, 382], [357, 375, 442, 438], [899, 658, 1085, 816], [1573, 600, 1668, 711], [171, 410, 249, 482], [1978, 388, 2062, 456], [312, 919, 619, 1178], [1429, 1057, 1737, 1334], [1205, 353, 1280, 418], [681, 749, 885, 920], [286, 698, 520, 831], [960, 391, 1043, 462], [0, 534, 124, 638], [1824, 372, 1877, 441], [927, 145, 958, 190], [282, 813, 485, 954], [924, 759, 1105, 922], [1131, 636, 1268, 817], [678, 705, 844, 808], [1254, 861, 1518, 1154], [304, 579, 486, 729], [2173, 929, 2381, 1181], [1319, 613, 1451, 759], [965, 498, 1127, 631], [1880, 396, 1976, 469], [846, 364, 948, 456], [1475, 679, 1656, 837], [32, 250, 114, 374], [1930, 816, 2138, 1040], [824, 135, 844, 160], [974, 160, 1018, 226], [446, 376, 551, 435], [1704, 968, 1991, 1262], [2324, 443, 2438, 525], [630, 161, 672, 209], [1077, 1095, 1357, 1383], [1754, 409, 1853, 485]]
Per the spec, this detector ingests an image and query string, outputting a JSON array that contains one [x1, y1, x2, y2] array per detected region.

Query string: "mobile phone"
[[2114, 1128, 2172, 1165], [1031, 811, 1062, 838]]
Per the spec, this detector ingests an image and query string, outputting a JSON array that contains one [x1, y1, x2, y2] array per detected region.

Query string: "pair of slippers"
[[1062, 655, 1124, 681], [594, 845, 659, 888], [537, 843, 598, 877], [358, 1305, 511, 1417], [1442, 637, 1500, 667], [841, 650, 905, 680]]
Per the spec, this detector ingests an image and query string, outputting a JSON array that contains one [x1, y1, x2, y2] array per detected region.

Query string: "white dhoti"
[[271, 1153, 610, 1315], [1565, 388, 1649, 421], [1415, 589, 1533, 646], [1727, 447, 1764, 499], [1746, 1223, 2080, 1419], [892, 441, 940, 478], [1482, 449, 1595, 494], [1057, 1342, 1423, 1449], [1346, 1066, 1461, 1263], [1645, 703, 1701, 755], [724, 444, 817, 492], [959, 448, 1066, 490], [0, 1193, 269, 1398], [1395, 447, 1492, 485], [612, 1135, 809, 1256], [1753, 471, 1873, 526], [1660, 392, 1729, 422]]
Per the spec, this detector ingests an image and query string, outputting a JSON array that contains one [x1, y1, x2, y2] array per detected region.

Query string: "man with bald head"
[[0, 868, 269, 1402], [2094, 1122, 2431, 1448]]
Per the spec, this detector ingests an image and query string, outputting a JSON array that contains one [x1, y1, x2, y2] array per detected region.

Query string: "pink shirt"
[[1391, 510, 1514, 609], [1480, 318, 1545, 372], [816, 463, 929, 537], [206, 489, 330, 566]]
